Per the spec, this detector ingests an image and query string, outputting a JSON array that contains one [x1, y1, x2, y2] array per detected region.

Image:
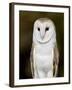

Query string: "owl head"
[[33, 18, 56, 44]]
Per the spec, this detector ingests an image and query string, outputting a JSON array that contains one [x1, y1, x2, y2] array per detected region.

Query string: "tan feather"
[[30, 44, 34, 77], [53, 43, 59, 77]]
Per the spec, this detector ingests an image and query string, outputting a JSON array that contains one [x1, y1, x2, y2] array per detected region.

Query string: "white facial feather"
[[30, 18, 59, 78], [33, 18, 56, 45]]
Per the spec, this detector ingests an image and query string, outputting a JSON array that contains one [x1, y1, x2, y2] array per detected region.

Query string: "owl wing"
[[53, 43, 59, 77], [30, 44, 34, 78]]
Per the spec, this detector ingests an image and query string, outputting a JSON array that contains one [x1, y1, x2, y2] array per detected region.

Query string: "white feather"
[[30, 18, 59, 78]]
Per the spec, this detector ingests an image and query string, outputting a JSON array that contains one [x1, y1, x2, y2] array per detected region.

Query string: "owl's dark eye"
[[45, 27, 49, 31], [38, 27, 40, 31]]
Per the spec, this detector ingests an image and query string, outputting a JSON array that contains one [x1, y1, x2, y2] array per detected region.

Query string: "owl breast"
[[34, 45, 54, 72]]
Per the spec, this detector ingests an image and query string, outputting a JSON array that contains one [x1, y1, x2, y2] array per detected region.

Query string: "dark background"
[[19, 11, 64, 79]]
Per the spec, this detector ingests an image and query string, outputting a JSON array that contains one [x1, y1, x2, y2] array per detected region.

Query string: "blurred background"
[[19, 11, 64, 79]]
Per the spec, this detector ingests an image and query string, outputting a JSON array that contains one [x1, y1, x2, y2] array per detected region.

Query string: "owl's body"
[[30, 18, 59, 78], [34, 44, 54, 78]]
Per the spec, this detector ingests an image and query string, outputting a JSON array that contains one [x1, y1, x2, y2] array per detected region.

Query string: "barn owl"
[[30, 18, 59, 78]]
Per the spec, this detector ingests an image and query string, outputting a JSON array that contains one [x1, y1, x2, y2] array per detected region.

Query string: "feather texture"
[[30, 18, 59, 78]]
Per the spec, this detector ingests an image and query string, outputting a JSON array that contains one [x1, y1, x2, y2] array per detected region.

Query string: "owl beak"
[[40, 31, 45, 40]]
